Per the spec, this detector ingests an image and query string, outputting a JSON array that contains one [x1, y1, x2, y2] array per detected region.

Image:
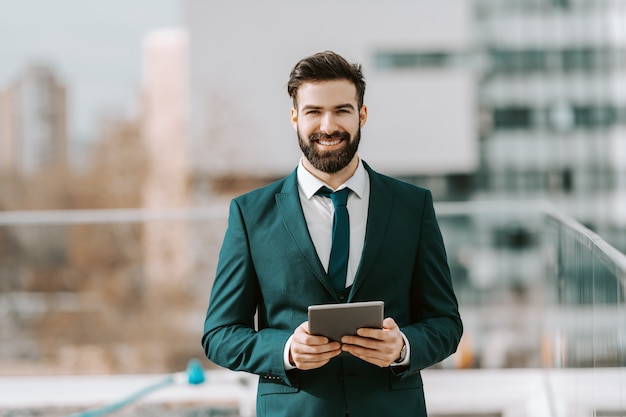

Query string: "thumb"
[[383, 317, 398, 330]]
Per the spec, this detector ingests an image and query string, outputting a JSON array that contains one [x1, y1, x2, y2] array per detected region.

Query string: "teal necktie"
[[317, 186, 350, 291]]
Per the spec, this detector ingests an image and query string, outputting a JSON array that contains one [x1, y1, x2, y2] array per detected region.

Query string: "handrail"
[[1, 202, 624, 275], [435, 200, 626, 279], [542, 204, 626, 277], [0, 206, 227, 225], [0, 200, 550, 224]]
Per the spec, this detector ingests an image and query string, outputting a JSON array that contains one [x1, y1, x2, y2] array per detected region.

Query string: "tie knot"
[[317, 186, 350, 207]]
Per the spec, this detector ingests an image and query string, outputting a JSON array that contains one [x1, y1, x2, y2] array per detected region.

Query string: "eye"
[[336, 106, 354, 114]]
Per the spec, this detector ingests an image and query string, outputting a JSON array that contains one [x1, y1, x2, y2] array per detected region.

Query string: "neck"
[[303, 156, 359, 190]]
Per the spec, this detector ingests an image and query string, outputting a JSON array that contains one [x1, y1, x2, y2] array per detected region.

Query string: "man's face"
[[291, 80, 367, 174]]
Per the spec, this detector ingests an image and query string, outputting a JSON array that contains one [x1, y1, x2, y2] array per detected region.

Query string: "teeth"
[[319, 139, 341, 146]]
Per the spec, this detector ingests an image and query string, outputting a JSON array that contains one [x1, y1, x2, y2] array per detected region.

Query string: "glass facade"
[[372, 0, 626, 256]]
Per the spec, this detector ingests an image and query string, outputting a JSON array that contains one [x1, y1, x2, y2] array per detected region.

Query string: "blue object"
[[186, 358, 206, 385]]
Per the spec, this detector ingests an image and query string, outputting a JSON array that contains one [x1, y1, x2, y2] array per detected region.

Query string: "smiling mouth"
[[318, 138, 342, 146], [310, 131, 350, 148]]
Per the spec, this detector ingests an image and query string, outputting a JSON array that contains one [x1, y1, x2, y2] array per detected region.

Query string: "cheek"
[[344, 120, 361, 136], [297, 121, 316, 138], [340, 115, 361, 130]]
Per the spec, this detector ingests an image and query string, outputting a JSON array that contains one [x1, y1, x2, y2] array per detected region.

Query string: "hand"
[[289, 322, 342, 370], [340, 317, 405, 367]]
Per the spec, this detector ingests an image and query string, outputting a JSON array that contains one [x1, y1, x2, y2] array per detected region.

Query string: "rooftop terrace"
[[0, 201, 624, 416]]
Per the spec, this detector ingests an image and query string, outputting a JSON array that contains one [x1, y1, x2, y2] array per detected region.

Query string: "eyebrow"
[[336, 103, 356, 111], [301, 103, 356, 112]]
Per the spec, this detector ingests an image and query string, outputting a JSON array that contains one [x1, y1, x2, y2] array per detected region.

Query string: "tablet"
[[308, 301, 384, 342]]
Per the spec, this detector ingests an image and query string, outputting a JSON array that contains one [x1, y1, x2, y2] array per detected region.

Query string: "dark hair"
[[287, 51, 366, 109]]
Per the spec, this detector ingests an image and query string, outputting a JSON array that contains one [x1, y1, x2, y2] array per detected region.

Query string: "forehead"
[[296, 79, 358, 109]]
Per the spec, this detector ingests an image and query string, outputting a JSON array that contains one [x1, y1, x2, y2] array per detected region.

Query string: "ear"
[[290, 107, 298, 130], [359, 104, 368, 128]]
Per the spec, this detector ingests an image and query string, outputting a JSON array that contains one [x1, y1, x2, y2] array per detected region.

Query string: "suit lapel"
[[275, 170, 338, 299], [349, 164, 393, 301]]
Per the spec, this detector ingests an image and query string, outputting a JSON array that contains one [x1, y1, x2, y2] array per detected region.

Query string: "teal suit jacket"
[[202, 162, 462, 417]]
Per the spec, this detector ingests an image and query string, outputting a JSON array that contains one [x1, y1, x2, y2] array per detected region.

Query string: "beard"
[[298, 127, 361, 174]]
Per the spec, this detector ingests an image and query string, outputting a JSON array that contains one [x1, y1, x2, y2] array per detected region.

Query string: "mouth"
[[317, 138, 343, 146], [311, 131, 350, 148]]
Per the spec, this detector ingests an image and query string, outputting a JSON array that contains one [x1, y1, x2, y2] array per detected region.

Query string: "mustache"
[[309, 131, 350, 142]]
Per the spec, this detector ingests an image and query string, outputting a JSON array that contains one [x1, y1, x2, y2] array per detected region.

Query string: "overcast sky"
[[0, 0, 182, 141]]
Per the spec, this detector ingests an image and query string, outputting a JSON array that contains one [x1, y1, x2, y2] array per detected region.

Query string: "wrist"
[[394, 342, 407, 363], [283, 334, 297, 370]]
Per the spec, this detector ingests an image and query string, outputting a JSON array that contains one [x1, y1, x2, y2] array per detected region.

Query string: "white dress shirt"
[[283, 157, 410, 369], [297, 158, 369, 288]]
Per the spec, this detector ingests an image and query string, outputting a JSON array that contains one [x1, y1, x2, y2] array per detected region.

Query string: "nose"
[[320, 112, 339, 134]]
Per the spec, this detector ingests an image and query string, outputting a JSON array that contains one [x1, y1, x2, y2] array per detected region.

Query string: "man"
[[202, 51, 462, 417]]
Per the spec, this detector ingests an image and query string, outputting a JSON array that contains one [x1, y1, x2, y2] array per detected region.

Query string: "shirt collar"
[[297, 157, 367, 200]]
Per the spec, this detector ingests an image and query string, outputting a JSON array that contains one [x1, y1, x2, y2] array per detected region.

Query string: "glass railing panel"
[[437, 203, 548, 370], [0, 209, 227, 375], [1, 204, 624, 416], [541, 209, 626, 416], [543, 211, 625, 366]]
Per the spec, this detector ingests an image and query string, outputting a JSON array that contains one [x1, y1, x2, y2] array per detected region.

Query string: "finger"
[[354, 328, 386, 340], [355, 324, 402, 343], [292, 347, 341, 370], [341, 344, 390, 368], [295, 334, 334, 347], [293, 340, 341, 354], [347, 339, 398, 359], [353, 319, 398, 340], [350, 328, 397, 343], [293, 325, 333, 346], [342, 334, 382, 349], [294, 347, 341, 362], [382, 317, 398, 330], [294, 321, 310, 336]]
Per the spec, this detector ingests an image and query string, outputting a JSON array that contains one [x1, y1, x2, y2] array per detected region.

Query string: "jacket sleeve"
[[402, 190, 463, 375], [201, 198, 293, 383]]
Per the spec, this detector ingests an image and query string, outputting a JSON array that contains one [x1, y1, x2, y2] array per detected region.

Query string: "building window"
[[562, 48, 594, 72], [490, 49, 549, 73], [489, 47, 622, 74], [492, 107, 533, 129], [561, 168, 573, 193], [551, 0, 570, 9], [573, 105, 618, 128], [373, 51, 462, 70]]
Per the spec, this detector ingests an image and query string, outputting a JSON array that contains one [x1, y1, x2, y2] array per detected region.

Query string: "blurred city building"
[[474, 0, 626, 252], [139, 28, 193, 295], [185, 0, 478, 199], [0, 64, 68, 176], [185, 0, 626, 253], [140, 28, 190, 210]]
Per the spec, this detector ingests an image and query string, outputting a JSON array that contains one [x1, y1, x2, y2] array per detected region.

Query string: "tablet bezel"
[[307, 300, 384, 342]]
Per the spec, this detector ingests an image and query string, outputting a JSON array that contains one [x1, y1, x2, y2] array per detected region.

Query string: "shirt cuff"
[[390, 331, 410, 367], [283, 334, 297, 370]]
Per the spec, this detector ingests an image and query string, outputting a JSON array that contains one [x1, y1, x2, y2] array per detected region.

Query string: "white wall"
[[186, 0, 478, 177]]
